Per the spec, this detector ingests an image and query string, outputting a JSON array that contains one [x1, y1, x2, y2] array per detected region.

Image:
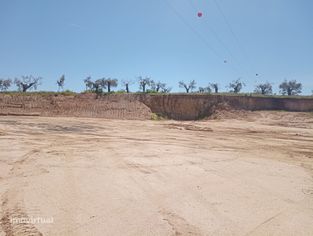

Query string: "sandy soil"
[[0, 111, 313, 235]]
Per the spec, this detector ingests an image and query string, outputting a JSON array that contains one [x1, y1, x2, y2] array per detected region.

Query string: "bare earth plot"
[[0, 112, 313, 236]]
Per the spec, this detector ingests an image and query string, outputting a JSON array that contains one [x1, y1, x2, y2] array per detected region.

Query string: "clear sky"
[[1, 0, 312, 94]]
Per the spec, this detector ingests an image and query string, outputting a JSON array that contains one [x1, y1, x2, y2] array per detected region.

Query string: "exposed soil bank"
[[0, 93, 152, 120], [138, 94, 313, 120], [0, 93, 313, 120]]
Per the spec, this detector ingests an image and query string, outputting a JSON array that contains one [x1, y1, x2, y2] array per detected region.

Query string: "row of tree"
[[179, 79, 303, 96], [83, 76, 172, 94], [0, 75, 305, 96], [0, 76, 42, 92]]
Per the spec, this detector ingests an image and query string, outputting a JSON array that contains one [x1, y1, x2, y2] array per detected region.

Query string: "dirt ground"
[[0, 111, 313, 236]]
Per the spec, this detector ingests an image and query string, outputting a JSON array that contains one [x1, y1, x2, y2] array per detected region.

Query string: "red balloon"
[[197, 12, 203, 17]]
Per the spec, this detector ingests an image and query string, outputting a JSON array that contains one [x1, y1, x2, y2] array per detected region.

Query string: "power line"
[[165, 0, 240, 75], [212, 0, 246, 56], [211, 0, 257, 75], [165, 0, 222, 59], [188, 0, 198, 12], [188, 0, 245, 75]]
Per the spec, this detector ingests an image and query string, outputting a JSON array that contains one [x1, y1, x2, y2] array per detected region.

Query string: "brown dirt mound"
[[208, 102, 250, 120], [0, 94, 153, 120]]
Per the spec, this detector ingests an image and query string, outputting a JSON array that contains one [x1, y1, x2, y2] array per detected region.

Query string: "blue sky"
[[1, 0, 312, 94]]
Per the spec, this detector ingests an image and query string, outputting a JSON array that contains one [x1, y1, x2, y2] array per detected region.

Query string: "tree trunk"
[[22, 84, 28, 92], [22, 82, 35, 92], [108, 83, 111, 93], [126, 84, 129, 93], [288, 88, 292, 96]]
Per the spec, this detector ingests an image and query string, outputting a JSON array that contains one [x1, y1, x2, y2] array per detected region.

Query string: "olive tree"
[[122, 80, 134, 93], [279, 80, 302, 96], [210, 83, 219, 93], [84, 76, 94, 91], [198, 86, 211, 93], [254, 82, 272, 95], [14, 75, 42, 92], [228, 78, 245, 93], [161, 87, 172, 93], [179, 80, 196, 93], [57, 75, 65, 92], [103, 78, 118, 93], [83, 77, 106, 97], [150, 81, 171, 93], [0, 79, 12, 91], [93, 79, 106, 95], [138, 76, 152, 93]]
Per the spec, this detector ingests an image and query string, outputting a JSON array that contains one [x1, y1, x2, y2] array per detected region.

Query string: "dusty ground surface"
[[0, 111, 313, 236]]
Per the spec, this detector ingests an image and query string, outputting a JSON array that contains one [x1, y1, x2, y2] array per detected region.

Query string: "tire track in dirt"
[[0, 139, 65, 236], [0, 192, 43, 236], [160, 210, 201, 236], [0, 148, 43, 235]]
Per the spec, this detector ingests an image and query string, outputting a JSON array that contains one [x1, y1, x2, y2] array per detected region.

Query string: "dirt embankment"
[[0, 94, 152, 120], [0, 93, 313, 120], [139, 94, 313, 120]]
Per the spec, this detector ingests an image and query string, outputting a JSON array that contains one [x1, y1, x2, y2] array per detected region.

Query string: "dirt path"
[[0, 112, 313, 235]]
